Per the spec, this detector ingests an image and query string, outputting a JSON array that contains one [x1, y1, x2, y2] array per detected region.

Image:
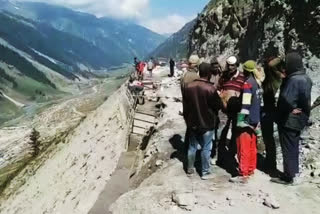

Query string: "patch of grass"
[[0, 98, 23, 124]]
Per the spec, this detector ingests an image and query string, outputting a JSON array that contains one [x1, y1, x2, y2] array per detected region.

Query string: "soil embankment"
[[0, 79, 133, 213]]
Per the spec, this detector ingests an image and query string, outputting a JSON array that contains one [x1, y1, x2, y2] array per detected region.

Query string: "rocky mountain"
[[0, 0, 165, 64], [189, 0, 320, 64], [150, 19, 196, 59], [188, 0, 320, 102]]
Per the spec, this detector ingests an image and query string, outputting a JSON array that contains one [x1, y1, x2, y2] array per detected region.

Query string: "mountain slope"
[[189, 0, 320, 103], [150, 19, 196, 59], [0, 1, 165, 63]]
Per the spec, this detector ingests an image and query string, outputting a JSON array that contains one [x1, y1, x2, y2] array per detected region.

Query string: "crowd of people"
[[180, 52, 312, 185]]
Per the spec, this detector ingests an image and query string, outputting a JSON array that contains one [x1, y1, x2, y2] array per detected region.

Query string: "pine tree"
[[29, 128, 40, 157]]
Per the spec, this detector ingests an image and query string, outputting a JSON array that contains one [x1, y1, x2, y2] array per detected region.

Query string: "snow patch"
[[31, 49, 58, 64]]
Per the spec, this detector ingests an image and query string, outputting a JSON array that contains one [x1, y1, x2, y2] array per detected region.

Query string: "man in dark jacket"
[[272, 52, 312, 185], [261, 56, 286, 174], [183, 63, 222, 180], [169, 58, 175, 77]]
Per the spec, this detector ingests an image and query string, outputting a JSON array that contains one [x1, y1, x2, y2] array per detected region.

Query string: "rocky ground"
[[110, 67, 320, 214], [1, 66, 320, 214]]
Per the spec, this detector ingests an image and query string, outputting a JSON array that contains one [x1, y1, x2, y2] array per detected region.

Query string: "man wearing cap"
[[183, 63, 222, 180], [216, 56, 245, 173], [272, 51, 312, 185], [180, 54, 200, 97], [180, 55, 200, 154], [230, 60, 263, 183]]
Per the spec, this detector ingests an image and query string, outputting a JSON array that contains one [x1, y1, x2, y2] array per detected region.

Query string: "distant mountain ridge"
[[0, 0, 165, 66], [150, 19, 196, 59], [0, 0, 165, 124]]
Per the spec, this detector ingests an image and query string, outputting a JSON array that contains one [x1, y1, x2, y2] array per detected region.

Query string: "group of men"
[[181, 52, 312, 184]]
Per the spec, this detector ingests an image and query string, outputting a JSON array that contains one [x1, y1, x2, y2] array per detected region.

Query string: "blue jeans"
[[187, 129, 214, 175]]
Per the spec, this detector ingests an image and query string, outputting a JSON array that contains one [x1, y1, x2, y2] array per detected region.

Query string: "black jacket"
[[277, 70, 312, 126]]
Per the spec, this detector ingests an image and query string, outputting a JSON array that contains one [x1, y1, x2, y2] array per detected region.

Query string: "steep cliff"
[[189, 0, 320, 65]]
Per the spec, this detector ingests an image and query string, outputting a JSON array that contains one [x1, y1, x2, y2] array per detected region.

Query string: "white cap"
[[226, 56, 237, 65], [189, 55, 200, 65]]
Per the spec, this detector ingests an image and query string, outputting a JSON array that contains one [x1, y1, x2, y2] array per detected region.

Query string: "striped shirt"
[[220, 70, 246, 92], [240, 76, 262, 126]]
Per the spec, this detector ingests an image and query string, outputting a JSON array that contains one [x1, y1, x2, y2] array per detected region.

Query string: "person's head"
[[134, 57, 137, 61], [226, 56, 239, 74], [243, 60, 257, 78], [188, 54, 200, 68], [211, 57, 221, 76], [285, 51, 303, 75], [199, 63, 212, 80]]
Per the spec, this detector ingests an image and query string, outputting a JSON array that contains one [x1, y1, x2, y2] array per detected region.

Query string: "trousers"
[[188, 129, 214, 175], [278, 126, 300, 178], [236, 128, 257, 176]]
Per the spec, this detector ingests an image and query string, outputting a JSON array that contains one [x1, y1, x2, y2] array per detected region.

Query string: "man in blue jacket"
[[272, 51, 312, 185]]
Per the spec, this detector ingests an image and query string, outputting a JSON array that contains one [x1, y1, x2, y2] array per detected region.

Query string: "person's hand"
[[257, 136, 264, 145], [292, 108, 302, 114]]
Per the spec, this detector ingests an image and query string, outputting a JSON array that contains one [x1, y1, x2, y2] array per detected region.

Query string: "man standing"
[[180, 55, 200, 154], [169, 58, 175, 77], [210, 57, 222, 88], [216, 56, 245, 174], [272, 52, 312, 185], [180, 55, 200, 97], [261, 55, 286, 174], [209, 57, 222, 159], [183, 63, 222, 180], [230, 60, 263, 183], [147, 58, 155, 78]]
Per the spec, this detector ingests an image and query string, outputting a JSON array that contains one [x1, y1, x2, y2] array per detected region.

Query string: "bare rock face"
[[189, 0, 320, 71]]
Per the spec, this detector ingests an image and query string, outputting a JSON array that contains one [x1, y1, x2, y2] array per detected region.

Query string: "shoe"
[[210, 158, 216, 166], [215, 160, 225, 168], [229, 176, 248, 184], [248, 171, 255, 177], [201, 173, 215, 180], [266, 168, 282, 178], [270, 177, 293, 185], [187, 168, 195, 177], [291, 177, 303, 186]]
